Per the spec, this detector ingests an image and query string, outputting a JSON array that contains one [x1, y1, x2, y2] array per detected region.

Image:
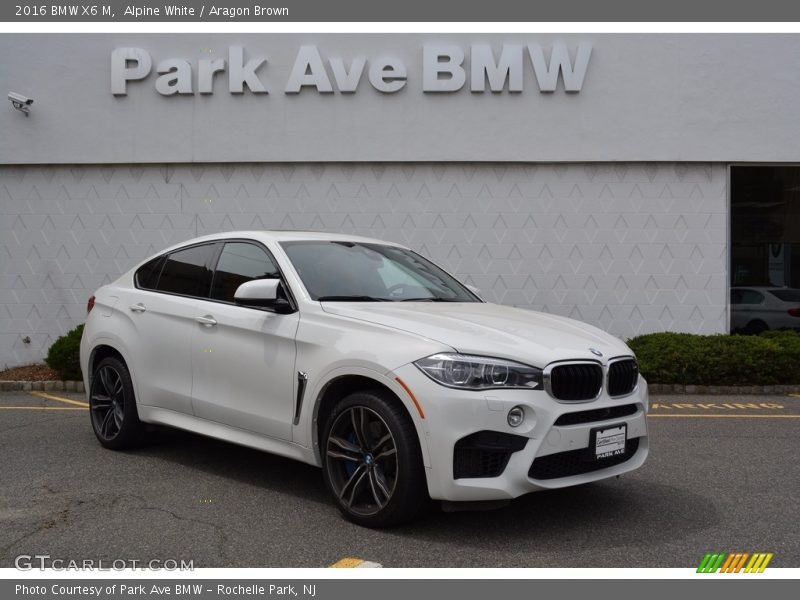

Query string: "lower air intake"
[[453, 431, 528, 479], [529, 437, 640, 480]]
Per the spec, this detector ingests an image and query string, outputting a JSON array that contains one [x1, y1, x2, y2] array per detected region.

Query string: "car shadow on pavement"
[[133, 426, 330, 505], [133, 426, 717, 553], [398, 475, 719, 560]]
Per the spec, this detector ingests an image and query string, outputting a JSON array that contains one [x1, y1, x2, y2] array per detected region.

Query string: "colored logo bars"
[[697, 552, 774, 573]]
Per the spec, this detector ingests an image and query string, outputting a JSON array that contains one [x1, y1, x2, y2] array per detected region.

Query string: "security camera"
[[8, 92, 33, 116]]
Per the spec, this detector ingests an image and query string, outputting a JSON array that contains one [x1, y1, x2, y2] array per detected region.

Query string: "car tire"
[[745, 319, 768, 335], [89, 356, 144, 450], [322, 390, 428, 528]]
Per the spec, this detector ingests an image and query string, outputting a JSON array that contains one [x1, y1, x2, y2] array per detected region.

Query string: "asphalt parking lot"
[[1, 390, 798, 568]]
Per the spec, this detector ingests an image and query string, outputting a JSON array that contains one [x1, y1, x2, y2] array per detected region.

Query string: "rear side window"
[[731, 289, 765, 305], [135, 256, 164, 290], [157, 244, 216, 298], [211, 242, 279, 302]]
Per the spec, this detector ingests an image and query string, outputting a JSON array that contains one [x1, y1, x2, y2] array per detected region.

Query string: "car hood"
[[320, 302, 633, 367]]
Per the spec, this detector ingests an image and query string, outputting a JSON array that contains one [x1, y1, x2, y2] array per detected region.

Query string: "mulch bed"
[[0, 364, 60, 381]]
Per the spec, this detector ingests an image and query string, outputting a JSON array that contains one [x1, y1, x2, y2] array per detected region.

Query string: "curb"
[[0, 380, 85, 393], [649, 383, 800, 395]]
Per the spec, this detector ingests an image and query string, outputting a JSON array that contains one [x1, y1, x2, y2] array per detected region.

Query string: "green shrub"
[[626, 330, 800, 385], [45, 324, 84, 380]]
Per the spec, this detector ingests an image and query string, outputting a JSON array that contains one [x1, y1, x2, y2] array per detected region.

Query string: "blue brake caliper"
[[344, 432, 359, 477]]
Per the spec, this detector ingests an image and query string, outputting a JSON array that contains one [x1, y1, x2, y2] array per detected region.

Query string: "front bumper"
[[392, 363, 649, 502]]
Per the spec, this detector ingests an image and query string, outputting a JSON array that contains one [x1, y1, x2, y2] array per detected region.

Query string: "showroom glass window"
[[210, 242, 280, 302], [731, 167, 800, 332], [156, 244, 216, 297], [731, 167, 800, 288]]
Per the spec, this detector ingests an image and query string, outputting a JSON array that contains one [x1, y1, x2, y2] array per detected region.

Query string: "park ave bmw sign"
[[111, 43, 592, 96]]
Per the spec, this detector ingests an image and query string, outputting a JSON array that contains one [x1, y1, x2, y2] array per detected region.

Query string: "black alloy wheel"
[[326, 405, 399, 515], [322, 390, 428, 527], [89, 356, 143, 449]]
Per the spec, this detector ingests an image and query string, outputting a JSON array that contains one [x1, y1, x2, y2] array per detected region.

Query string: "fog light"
[[507, 406, 524, 427]]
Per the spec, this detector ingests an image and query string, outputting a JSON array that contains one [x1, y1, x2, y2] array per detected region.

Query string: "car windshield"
[[281, 241, 480, 302]]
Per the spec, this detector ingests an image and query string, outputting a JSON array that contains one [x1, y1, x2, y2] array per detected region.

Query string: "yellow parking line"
[[329, 557, 382, 568], [329, 558, 364, 568], [0, 406, 87, 411], [29, 391, 89, 408], [648, 414, 800, 418]]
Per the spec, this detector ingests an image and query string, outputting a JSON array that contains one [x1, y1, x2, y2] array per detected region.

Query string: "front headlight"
[[414, 353, 543, 390]]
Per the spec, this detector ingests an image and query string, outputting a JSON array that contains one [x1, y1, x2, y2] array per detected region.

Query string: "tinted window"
[[769, 289, 800, 302], [731, 289, 765, 305], [135, 256, 164, 290], [157, 244, 216, 297], [211, 242, 279, 302]]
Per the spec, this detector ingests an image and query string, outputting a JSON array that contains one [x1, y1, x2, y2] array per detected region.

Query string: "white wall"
[[1, 34, 800, 164], [0, 162, 727, 368]]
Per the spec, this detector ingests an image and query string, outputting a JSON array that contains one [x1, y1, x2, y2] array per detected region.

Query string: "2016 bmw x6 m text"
[[80, 231, 649, 527]]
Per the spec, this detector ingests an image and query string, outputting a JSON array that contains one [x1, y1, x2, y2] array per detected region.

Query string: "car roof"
[[165, 230, 407, 248]]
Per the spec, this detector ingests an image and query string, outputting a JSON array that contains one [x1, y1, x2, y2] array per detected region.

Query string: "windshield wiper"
[[317, 295, 392, 302], [400, 297, 462, 302]]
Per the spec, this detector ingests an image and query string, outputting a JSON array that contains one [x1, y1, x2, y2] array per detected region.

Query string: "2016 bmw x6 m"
[[80, 231, 649, 527]]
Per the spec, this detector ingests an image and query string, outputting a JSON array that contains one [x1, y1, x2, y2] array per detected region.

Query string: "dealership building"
[[1, 33, 799, 368]]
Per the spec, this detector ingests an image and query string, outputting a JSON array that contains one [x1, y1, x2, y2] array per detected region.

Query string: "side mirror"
[[233, 279, 293, 313]]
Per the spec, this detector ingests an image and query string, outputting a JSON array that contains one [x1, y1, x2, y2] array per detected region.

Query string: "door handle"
[[129, 303, 146, 313], [195, 315, 217, 327]]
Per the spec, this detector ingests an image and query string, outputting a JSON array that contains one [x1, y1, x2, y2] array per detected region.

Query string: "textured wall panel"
[[0, 163, 728, 368]]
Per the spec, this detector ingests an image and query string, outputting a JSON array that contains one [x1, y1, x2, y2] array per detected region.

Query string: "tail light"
[[87, 295, 95, 314], [789, 308, 800, 318]]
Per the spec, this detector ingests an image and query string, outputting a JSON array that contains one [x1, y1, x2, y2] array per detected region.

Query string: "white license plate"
[[594, 424, 627, 459]]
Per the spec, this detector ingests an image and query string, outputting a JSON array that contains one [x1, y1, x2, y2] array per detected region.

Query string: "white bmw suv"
[[80, 231, 649, 527]]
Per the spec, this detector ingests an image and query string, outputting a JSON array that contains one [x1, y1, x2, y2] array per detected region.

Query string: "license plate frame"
[[591, 423, 627, 460]]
